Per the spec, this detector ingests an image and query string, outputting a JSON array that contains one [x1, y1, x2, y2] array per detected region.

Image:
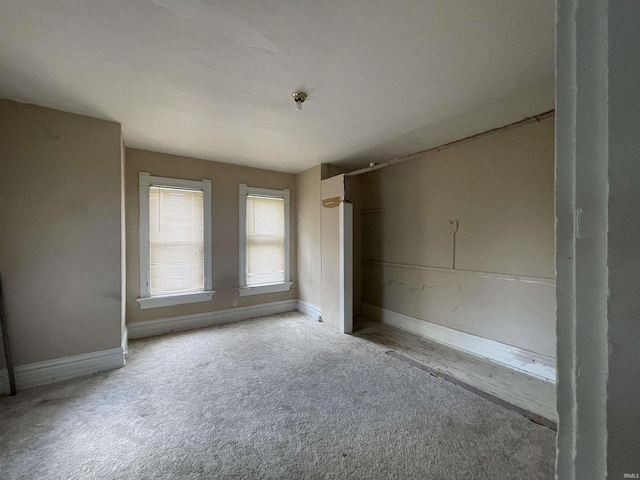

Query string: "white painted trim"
[[242, 186, 289, 198], [139, 172, 151, 297], [146, 175, 210, 191], [296, 300, 322, 321], [238, 184, 291, 289], [238, 282, 292, 297], [128, 299, 297, 339], [136, 290, 215, 309], [362, 303, 556, 383], [0, 347, 125, 394], [284, 189, 291, 283], [138, 172, 213, 304], [239, 184, 247, 286], [122, 325, 128, 358], [202, 179, 213, 292], [340, 202, 353, 334]]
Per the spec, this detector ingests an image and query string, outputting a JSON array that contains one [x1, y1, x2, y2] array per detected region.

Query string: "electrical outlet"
[[232, 300, 238, 307]]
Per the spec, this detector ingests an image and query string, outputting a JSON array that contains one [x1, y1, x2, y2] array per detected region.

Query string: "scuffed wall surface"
[[362, 264, 555, 357], [357, 118, 555, 357]]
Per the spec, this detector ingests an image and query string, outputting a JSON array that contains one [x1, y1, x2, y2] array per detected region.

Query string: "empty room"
[[1, 1, 639, 479]]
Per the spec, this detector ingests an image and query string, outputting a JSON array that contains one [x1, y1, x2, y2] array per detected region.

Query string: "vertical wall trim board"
[[138, 172, 151, 298], [568, 0, 609, 477], [203, 180, 213, 292], [555, 0, 578, 477], [122, 326, 128, 358], [339, 202, 353, 334]]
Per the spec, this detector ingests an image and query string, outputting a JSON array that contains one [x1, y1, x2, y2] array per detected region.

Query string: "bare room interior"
[[1, 1, 638, 479]]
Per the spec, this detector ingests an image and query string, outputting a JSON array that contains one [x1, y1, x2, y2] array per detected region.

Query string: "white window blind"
[[246, 195, 285, 286], [149, 186, 204, 296]]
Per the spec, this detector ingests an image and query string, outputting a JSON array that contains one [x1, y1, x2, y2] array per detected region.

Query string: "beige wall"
[[295, 165, 321, 308], [0, 99, 124, 366], [125, 148, 297, 324], [355, 117, 555, 357]]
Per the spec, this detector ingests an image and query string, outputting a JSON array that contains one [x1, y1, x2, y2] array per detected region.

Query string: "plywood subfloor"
[[353, 320, 557, 424]]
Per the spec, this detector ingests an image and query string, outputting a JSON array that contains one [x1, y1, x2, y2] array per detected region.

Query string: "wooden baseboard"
[[362, 303, 556, 382], [296, 300, 321, 321], [127, 299, 298, 339], [0, 347, 126, 395]]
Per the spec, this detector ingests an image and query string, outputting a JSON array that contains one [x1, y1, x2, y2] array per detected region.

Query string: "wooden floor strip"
[[385, 350, 557, 431]]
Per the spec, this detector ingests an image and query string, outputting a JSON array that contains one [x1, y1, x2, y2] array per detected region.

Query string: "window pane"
[[246, 196, 285, 285], [150, 186, 204, 296]]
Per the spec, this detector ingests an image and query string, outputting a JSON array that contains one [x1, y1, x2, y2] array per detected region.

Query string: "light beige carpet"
[[0, 312, 555, 479]]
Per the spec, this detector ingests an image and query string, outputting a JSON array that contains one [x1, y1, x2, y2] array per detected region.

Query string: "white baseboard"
[[362, 303, 556, 383], [122, 326, 128, 358], [0, 347, 126, 395], [128, 299, 297, 339], [296, 300, 322, 321]]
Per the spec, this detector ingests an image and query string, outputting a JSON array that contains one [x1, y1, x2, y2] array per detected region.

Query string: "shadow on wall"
[[3, 64, 117, 123]]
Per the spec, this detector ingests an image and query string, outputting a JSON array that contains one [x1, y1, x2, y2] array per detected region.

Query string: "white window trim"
[[137, 172, 214, 309], [238, 184, 291, 297]]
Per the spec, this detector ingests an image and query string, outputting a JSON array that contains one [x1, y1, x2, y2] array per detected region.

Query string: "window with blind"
[[246, 195, 285, 285], [149, 186, 204, 295], [137, 173, 214, 309], [239, 184, 291, 296]]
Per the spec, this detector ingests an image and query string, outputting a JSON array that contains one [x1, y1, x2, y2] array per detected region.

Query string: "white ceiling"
[[0, 1, 554, 173]]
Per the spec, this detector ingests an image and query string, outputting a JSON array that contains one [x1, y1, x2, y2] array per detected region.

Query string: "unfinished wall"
[[295, 165, 321, 308], [125, 148, 296, 324], [355, 117, 555, 357], [0, 99, 124, 366]]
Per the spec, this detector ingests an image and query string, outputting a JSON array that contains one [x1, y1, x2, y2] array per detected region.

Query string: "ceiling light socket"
[[292, 92, 307, 111]]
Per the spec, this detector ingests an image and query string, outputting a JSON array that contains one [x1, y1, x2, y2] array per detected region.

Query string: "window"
[[238, 184, 291, 296], [137, 173, 214, 309]]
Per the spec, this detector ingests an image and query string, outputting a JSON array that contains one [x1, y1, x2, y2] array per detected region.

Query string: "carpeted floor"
[[0, 312, 556, 479]]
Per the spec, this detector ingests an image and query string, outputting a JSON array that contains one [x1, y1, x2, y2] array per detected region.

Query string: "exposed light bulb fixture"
[[292, 92, 307, 111]]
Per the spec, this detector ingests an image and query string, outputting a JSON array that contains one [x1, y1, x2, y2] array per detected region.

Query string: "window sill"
[[136, 291, 215, 309], [238, 282, 293, 297]]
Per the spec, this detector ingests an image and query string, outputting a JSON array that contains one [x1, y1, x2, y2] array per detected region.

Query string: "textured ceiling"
[[0, 0, 554, 173]]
